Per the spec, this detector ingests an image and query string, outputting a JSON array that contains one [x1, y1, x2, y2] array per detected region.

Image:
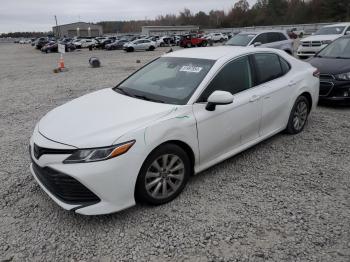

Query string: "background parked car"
[[105, 39, 129, 50], [297, 23, 350, 59], [225, 30, 294, 54], [41, 40, 76, 53], [94, 38, 115, 49], [35, 37, 49, 49], [157, 36, 175, 47], [123, 39, 156, 52], [205, 33, 228, 42], [179, 34, 208, 48], [308, 35, 350, 105], [73, 38, 97, 49]]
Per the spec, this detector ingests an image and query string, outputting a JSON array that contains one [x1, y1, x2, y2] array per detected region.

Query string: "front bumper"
[[297, 45, 327, 57], [29, 129, 142, 215], [319, 79, 350, 106]]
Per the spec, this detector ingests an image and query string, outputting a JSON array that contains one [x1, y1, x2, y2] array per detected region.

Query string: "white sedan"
[[29, 47, 319, 215], [123, 39, 157, 52]]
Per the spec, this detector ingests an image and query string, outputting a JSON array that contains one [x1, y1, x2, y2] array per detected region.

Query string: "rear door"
[[251, 53, 294, 136]]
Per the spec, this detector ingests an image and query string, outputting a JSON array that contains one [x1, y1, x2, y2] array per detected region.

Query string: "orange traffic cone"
[[58, 55, 65, 69]]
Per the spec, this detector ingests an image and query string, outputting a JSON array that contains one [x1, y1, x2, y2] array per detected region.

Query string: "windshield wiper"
[[335, 56, 350, 59], [134, 94, 165, 103], [114, 87, 135, 97]]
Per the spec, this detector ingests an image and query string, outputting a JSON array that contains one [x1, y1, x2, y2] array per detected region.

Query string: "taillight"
[[313, 69, 320, 78]]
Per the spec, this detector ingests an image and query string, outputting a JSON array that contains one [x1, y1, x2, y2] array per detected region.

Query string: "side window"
[[346, 27, 350, 35], [253, 33, 268, 44], [267, 33, 279, 43], [199, 56, 253, 102], [253, 53, 284, 84], [279, 33, 287, 41], [279, 57, 291, 74]]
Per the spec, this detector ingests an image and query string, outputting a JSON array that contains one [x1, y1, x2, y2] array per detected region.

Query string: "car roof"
[[163, 46, 274, 61], [324, 23, 350, 27]]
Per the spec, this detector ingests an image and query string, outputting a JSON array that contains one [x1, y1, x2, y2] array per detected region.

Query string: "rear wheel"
[[149, 46, 155, 51], [186, 43, 192, 48], [135, 144, 190, 205], [286, 95, 310, 134], [127, 47, 134, 52]]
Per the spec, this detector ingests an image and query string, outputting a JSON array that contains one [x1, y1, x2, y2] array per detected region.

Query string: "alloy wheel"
[[293, 101, 308, 131], [145, 154, 185, 200]]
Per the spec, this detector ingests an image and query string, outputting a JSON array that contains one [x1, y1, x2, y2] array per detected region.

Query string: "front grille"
[[33, 143, 75, 160], [320, 82, 334, 96], [301, 41, 322, 47], [32, 161, 100, 205], [320, 74, 335, 80]]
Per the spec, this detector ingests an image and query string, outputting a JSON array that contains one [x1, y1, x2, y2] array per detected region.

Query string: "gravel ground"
[[0, 43, 349, 262]]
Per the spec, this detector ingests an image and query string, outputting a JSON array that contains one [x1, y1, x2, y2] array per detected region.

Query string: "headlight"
[[335, 72, 350, 81], [63, 140, 135, 164], [321, 40, 332, 45]]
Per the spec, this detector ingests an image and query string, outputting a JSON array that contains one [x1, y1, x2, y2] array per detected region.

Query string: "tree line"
[[99, 0, 350, 33]]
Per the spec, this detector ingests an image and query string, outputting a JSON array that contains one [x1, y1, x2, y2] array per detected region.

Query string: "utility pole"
[[54, 15, 60, 38]]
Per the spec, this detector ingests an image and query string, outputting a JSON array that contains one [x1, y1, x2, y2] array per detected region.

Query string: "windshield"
[[317, 37, 350, 59], [315, 26, 345, 35], [225, 33, 256, 46], [114, 57, 215, 105]]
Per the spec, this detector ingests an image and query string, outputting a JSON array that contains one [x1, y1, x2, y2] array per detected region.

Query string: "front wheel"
[[135, 144, 190, 205], [286, 95, 310, 134], [149, 46, 155, 51]]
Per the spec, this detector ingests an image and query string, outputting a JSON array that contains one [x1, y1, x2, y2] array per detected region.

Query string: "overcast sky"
[[0, 0, 256, 33]]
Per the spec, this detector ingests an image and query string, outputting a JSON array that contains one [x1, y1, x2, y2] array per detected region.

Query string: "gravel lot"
[[0, 43, 349, 262]]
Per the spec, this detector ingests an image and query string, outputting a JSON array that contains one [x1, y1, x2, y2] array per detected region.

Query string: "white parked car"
[[205, 33, 228, 42], [297, 23, 350, 58], [226, 30, 294, 54], [29, 46, 319, 215], [123, 39, 156, 52], [74, 38, 97, 49]]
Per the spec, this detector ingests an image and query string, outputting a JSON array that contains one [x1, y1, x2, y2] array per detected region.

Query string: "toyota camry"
[[29, 46, 319, 215]]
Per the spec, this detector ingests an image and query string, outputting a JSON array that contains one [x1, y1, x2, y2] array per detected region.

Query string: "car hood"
[[301, 34, 341, 42], [38, 88, 175, 148], [308, 57, 350, 75]]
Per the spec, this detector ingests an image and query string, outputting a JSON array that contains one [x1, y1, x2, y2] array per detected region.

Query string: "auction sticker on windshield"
[[180, 65, 203, 73]]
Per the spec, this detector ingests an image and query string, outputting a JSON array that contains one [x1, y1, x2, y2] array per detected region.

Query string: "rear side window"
[[280, 57, 291, 74], [253, 53, 289, 84], [199, 56, 253, 101]]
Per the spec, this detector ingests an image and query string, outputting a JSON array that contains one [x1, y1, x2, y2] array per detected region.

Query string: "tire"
[[160, 43, 165, 47], [127, 47, 134, 52], [187, 43, 192, 48], [202, 41, 208, 47], [286, 95, 310, 134], [149, 46, 155, 51], [135, 144, 191, 205]]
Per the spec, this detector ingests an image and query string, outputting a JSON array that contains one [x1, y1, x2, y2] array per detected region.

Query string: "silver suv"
[[226, 30, 294, 54]]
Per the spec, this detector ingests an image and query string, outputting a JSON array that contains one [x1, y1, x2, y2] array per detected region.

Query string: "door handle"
[[249, 95, 260, 102], [288, 80, 297, 87]]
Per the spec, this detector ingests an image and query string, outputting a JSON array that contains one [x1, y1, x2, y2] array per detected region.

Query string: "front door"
[[192, 55, 262, 165]]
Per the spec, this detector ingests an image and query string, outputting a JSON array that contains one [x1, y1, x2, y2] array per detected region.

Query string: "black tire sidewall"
[[286, 95, 310, 134], [135, 144, 190, 205]]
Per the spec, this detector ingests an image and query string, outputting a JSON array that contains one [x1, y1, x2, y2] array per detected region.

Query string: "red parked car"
[[179, 34, 208, 48]]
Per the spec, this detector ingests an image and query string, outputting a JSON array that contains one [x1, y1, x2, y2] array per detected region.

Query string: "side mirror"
[[254, 42, 262, 47], [206, 91, 234, 111]]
